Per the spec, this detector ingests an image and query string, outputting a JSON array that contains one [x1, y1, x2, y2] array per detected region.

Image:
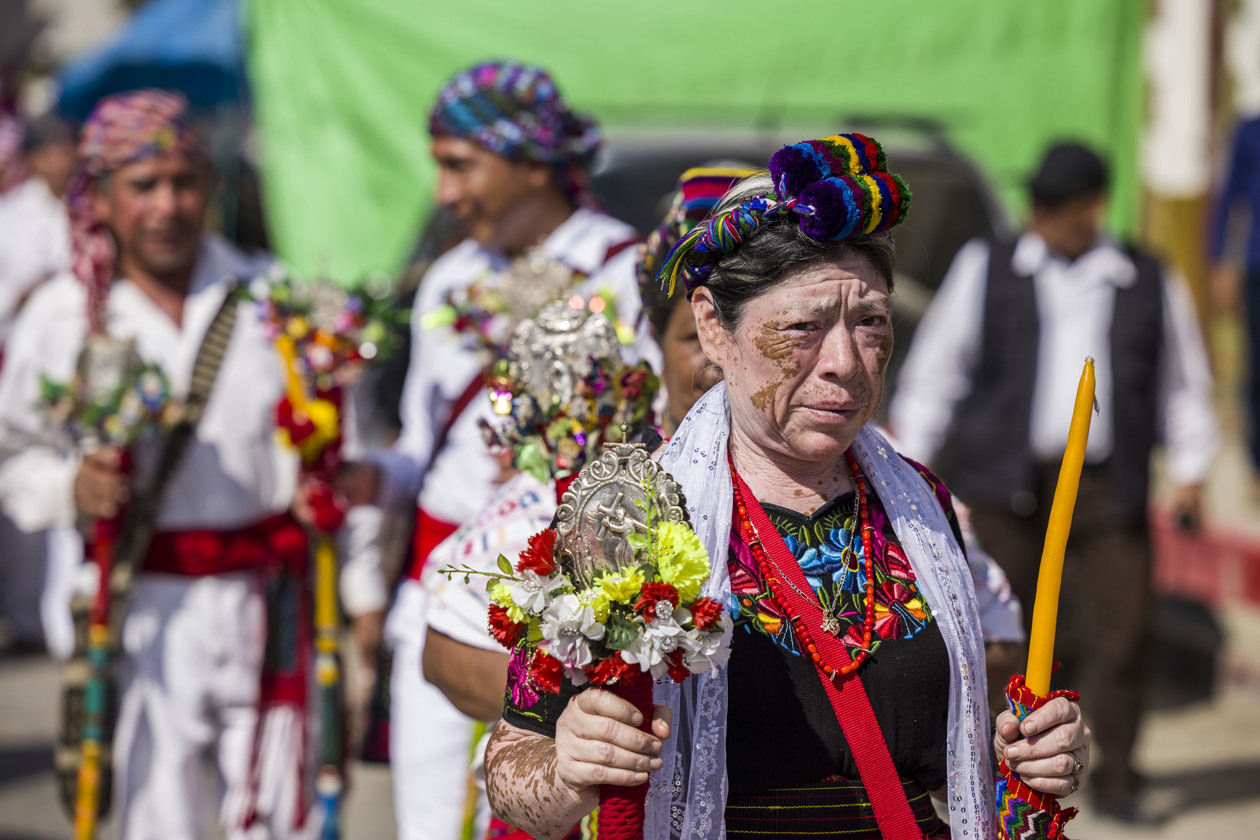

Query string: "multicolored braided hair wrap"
[[429, 60, 602, 203], [658, 133, 911, 296], [67, 89, 208, 334]]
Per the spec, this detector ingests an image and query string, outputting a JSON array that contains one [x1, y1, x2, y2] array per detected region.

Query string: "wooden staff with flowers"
[[249, 270, 403, 840], [39, 339, 177, 840], [446, 440, 731, 840]]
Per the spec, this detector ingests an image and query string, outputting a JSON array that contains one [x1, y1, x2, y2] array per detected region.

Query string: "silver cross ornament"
[[554, 441, 690, 590]]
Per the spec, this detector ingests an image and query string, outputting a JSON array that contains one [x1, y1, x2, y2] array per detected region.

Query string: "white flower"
[[678, 611, 733, 675], [540, 593, 604, 670], [508, 569, 555, 616], [622, 606, 691, 679]]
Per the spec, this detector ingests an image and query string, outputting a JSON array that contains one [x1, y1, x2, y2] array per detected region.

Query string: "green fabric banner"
[[247, 0, 1144, 283]]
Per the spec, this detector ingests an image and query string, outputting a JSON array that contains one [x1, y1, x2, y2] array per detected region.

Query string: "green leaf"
[[626, 532, 648, 551], [603, 613, 639, 651], [497, 554, 514, 575]]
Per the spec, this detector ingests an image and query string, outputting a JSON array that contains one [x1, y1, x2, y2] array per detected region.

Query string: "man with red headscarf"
[[0, 90, 385, 838]]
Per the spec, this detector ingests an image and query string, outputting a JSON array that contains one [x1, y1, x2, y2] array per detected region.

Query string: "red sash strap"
[[400, 367, 488, 580], [142, 513, 308, 576], [601, 236, 642, 266], [731, 471, 927, 840], [408, 508, 462, 580]]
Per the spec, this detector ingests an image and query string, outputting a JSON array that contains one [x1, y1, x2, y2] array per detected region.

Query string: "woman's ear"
[[690, 288, 728, 368]]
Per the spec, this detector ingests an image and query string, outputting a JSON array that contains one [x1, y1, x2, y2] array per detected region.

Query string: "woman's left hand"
[[994, 696, 1092, 797]]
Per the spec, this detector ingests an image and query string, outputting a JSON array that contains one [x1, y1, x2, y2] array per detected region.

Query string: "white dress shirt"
[[0, 234, 385, 615], [890, 233, 1218, 486], [0, 176, 71, 344], [371, 207, 645, 525], [422, 470, 555, 651]]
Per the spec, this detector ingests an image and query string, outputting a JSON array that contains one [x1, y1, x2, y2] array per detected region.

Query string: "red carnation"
[[529, 647, 564, 694], [305, 478, 347, 533], [620, 369, 649, 400], [635, 582, 680, 621], [488, 603, 524, 649], [587, 654, 633, 687], [275, 396, 317, 445], [666, 649, 691, 684], [690, 597, 723, 630], [517, 529, 558, 576]]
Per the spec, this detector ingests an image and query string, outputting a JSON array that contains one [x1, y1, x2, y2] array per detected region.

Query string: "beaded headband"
[[658, 133, 912, 296]]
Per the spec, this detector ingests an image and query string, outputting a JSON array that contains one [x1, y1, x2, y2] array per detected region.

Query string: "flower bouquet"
[[448, 442, 731, 838], [243, 268, 405, 527], [38, 338, 175, 449]]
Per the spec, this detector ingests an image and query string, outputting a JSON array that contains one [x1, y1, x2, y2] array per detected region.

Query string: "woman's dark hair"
[[686, 174, 897, 328]]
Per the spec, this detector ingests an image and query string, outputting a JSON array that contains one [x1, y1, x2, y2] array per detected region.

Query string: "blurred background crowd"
[[1, 1, 1259, 839]]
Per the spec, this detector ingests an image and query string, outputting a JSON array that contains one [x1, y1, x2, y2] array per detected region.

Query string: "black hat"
[[1028, 142, 1108, 207]]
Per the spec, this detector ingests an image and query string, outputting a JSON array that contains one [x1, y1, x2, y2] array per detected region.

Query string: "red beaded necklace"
[[730, 448, 877, 678]]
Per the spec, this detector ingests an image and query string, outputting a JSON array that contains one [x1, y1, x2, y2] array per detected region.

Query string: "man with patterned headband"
[[337, 60, 647, 839], [0, 89, 385, 838], [485, 134, 1092, 840]]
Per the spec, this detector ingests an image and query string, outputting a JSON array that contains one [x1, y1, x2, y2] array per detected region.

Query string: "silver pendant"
[[505, 301, 622, 410], [554, 441, 689, 590]]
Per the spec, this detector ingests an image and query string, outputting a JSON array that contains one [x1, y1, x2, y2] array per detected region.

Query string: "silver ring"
[[1071, 757, 1084, 775], [1069, 776, 1080, 794]]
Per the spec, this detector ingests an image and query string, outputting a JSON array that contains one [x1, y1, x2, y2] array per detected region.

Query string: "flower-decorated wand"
[[998, 357, 1096, 840], [252, 270, 403, 840], [456, 441, 731, 840]]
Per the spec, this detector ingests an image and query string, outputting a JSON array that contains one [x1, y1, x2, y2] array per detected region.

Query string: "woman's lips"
[[801, 403, 861, 419]]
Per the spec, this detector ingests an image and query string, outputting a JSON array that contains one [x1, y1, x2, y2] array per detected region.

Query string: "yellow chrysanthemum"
[[580, 589, 611, 622], [592, 568, 646, 610], [654, 520, 710, 601], [489, 581, 526, 623]]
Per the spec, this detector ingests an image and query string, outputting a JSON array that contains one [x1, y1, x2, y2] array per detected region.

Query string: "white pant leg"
[[387, 579, 479, 840], [116, 573, 319, 840], [41, 524, 82, 660], [115, 576, 222, 840]]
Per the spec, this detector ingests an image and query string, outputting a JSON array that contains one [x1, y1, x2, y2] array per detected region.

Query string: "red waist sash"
[[407, 507, 461, 581], [142, 513, 308, 577]]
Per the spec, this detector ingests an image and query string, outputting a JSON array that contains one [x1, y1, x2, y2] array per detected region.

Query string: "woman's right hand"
[[555, 688, 672, 796]]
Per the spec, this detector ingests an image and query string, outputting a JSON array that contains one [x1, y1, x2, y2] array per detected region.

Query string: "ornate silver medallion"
[[555, 442, 689, 589], [505, 301, 622, 410]]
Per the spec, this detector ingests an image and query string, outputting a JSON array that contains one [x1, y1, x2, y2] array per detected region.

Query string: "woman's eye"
[[784, 322, 815, 332]]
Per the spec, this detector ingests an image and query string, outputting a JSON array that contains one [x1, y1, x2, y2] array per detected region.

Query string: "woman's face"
[[657, 299, 711, 431], [693, 256, 892, 469]]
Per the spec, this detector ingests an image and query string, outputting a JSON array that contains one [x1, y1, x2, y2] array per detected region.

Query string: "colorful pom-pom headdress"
[[658, 133, 912, 296]]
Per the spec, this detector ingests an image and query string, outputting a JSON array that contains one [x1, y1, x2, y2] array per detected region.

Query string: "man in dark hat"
[[891, 141, 1218, 822]]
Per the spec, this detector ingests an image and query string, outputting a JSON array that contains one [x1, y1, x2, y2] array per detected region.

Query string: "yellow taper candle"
[[1025, 357, 1096, 697]]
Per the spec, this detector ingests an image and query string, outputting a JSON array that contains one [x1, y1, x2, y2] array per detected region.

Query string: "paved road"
[[2, 619, 1259, 839]]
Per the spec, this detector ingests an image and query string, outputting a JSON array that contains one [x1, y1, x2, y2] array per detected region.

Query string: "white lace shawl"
[[647, 382, 994, 839]]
